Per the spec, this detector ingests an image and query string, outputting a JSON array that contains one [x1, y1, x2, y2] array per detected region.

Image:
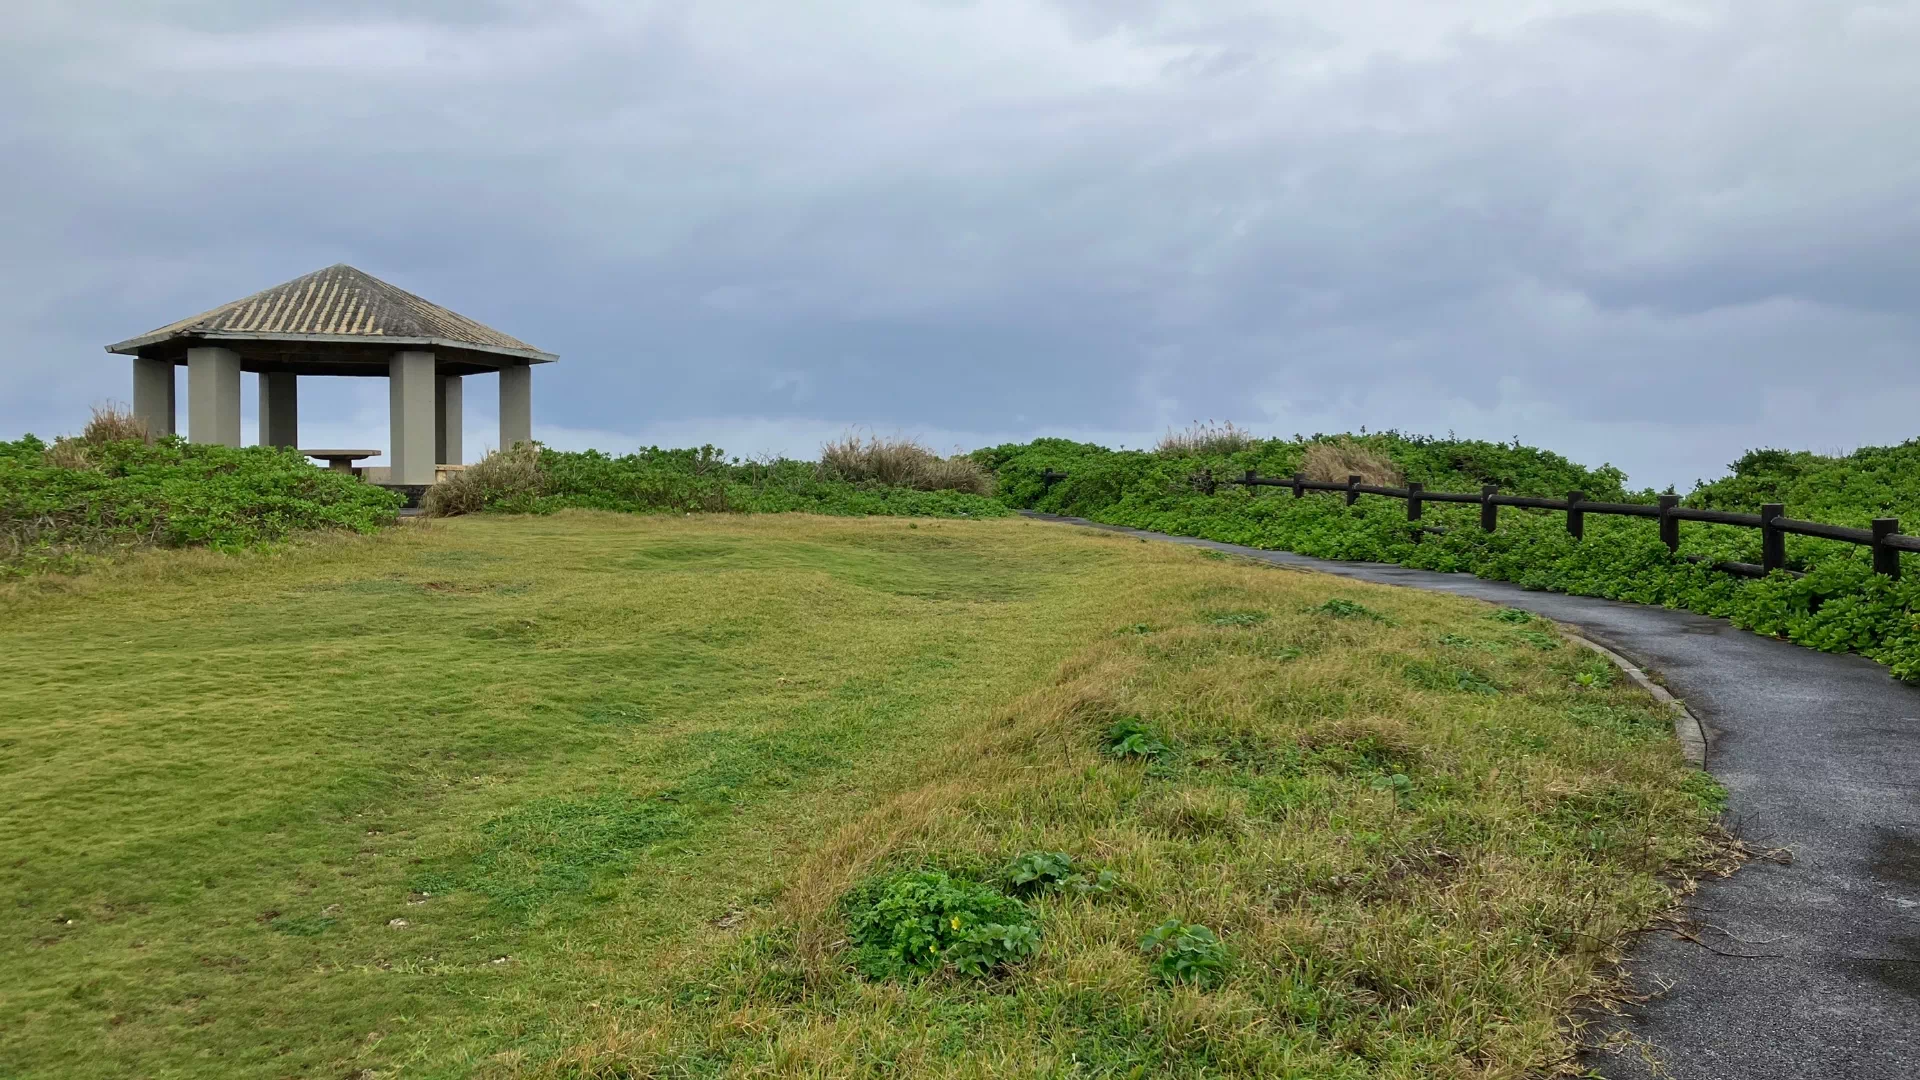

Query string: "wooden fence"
[[1035, 469, 1917, 581]]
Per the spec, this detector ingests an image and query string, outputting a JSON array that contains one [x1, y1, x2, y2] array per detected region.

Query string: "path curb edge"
[[1564, 632, 1709, 767]]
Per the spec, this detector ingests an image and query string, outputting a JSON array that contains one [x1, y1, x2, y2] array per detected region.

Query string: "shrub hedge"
[[430, 445, 1009, 520], [1, 435, 402, 577], [979, 432, 1920, 681]]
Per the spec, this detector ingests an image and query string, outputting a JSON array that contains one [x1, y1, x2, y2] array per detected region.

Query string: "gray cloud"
[[4, 0, 1917, 488]]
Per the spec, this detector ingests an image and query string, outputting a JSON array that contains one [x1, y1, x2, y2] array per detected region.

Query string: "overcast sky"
[[5, 1, 1917, 490]]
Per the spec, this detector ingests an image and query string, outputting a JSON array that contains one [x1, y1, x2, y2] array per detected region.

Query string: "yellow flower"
[[951, 917, 961, 930]]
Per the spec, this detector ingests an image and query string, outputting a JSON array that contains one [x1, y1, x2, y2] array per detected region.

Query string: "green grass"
[[0, 513, 1721, 1078]]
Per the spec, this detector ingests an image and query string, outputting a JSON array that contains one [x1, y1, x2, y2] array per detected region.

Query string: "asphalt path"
[[1026, 513, 1920, 1079]]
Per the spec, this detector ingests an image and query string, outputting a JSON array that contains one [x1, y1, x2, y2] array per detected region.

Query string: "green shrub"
[[426, 442, 1007, 520], [1, 434, 401, 576], [1139, 920, 1231, 987], [841, 869, 1039, 979]]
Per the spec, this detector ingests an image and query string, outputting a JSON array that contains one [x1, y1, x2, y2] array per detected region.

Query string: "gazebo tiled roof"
[[106, 264, 555, 376]]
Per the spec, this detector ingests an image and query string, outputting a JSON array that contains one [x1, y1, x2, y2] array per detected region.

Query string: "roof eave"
[[104, 329, 557, 364]]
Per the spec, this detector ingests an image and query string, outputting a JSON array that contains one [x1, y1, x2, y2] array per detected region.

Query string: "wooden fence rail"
[[1033, 468, 1913, 581]]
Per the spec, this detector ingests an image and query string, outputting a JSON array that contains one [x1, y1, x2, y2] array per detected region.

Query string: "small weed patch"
[[1368, 772, 1416, 809], [841, 869, 1039, 979], [1103, 716, 1171, 760], [1571, 656, 1618, 690], [1403, 660, 1501, 695], [1139, 920, 1231, 987], [1316, 598, 1390, 622], [1514, 629, 1561, 650], [1003, 852, 1117, 897]]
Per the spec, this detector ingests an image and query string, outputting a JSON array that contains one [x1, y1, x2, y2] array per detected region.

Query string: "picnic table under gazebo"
[[302, 449, 381, 474]]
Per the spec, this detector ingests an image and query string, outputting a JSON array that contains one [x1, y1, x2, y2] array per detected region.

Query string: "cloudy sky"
[[5, 0, 1917, 490]]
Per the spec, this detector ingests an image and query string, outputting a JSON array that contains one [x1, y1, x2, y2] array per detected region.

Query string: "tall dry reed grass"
[[1155, 420, 1257, 456], [40, 406, 154, 470], [819, 432, 994, 496], [420, 442, 547, 517], [1299, 439, 1403, 486]]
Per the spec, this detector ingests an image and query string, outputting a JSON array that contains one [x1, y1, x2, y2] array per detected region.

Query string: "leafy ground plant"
[[1140, 920, 1232, 987], [1004, 851, 1118, 897], [1104, 716, 1171, 760], [842, 869, 1039, 978], [1318, 597, 1390, 621]]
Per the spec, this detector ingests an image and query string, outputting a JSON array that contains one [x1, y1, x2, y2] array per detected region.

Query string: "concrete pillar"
[[259, 372, 298, 449], [436, 374, 463, 465], [389, 351, 438, 485], [186, 346, 243, 447], [131, 357, 175, 438], [499, 364, 532, 450]]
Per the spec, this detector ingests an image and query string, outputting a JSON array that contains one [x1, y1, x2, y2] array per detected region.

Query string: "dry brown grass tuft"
[[420, 442, 547, 517], [1156, 420, 1258, 456], [1300, 439, 1404, 486], [39, 407, 154, 470], [40, 437, 95, 470], [82, 405, 152, 445], [912, 455, 995, 496], [819, 432, 995, 495]]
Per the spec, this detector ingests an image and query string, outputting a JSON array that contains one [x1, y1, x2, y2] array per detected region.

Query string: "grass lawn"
[[0, 512, 1724, 1078]]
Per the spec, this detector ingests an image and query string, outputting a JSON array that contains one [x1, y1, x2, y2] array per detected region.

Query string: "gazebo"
[[105, 264, 557, 485]]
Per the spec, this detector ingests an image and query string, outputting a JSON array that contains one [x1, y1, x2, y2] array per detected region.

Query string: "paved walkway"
[[1028, 513, 1919, 1079]]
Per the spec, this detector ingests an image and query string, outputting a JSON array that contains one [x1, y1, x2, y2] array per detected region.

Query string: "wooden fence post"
[[1566, 491, 1584, 540], [1346, 475, 1361, 506], [1291, 472, 1305, 498], [1873, 518, 1902, 580], [1406, 481, 1424, 522], [1760, 504, 1786, 573], [1480, 485, 1499, 533], [1244, 469, 1257, 493], [1658, 494, 1680, 553]]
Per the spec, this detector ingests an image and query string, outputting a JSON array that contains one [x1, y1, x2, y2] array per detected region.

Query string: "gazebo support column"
[[436, 374, 463, 465], [187, 346, 242, 447], [131, 358, 175, 438], [259, 372, 298, 449], [499, 364, 532, 451], [389, 351, 438, 485]]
